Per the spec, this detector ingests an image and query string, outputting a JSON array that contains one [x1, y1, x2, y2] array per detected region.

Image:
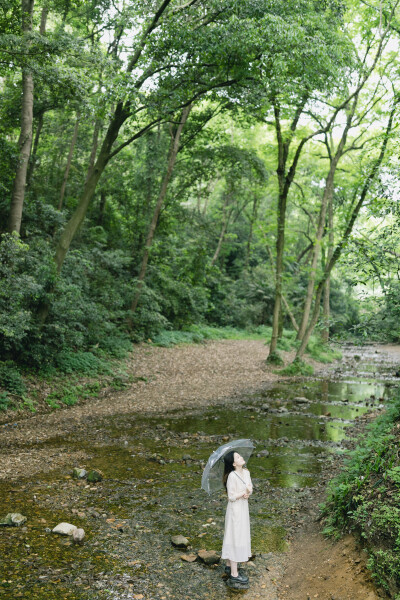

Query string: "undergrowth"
[[320, 392, 400, 598], [279, 358, 314, 376]]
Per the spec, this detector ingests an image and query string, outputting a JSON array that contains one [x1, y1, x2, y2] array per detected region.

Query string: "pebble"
[[171, 535, 190, 548]]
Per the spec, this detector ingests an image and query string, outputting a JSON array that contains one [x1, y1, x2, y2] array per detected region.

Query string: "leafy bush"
[[0, 392, 11, 411], [320, 392, 400, 595], [279, 358, 314, 376], [0, 361, 26, 395]]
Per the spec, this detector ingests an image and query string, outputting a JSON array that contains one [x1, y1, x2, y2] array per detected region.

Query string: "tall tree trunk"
[[296, 96, 358, 340], [211, 194, 231, 266], [84, 119, 101, 185], [266, 244, 299, 332], [58, 114, 80, 210], [98, 190, 106, 226], [268, 95, 309, 356], [39, 5, 48, 34], [321, 196, 334, 343], [54, 102, 129, 274], [129, 104, 192, 318], [25, 7, 48, 190], [26, 110, 44, 187], [295, 100, 398, 359], [245, 196, 258, 268], [8, 0, 35, 234]]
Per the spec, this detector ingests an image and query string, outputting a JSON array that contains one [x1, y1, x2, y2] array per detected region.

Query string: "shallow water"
[[0, 345, 399, 600]]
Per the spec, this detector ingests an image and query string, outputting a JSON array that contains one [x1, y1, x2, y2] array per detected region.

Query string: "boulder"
[[0, 513, 27, 527], [72, 468, 87, 479], [52, 522, 78, 536], [87, 469, 103, 483], [72, 528, 85, 544], [171, 535, 190, 548], [197, 549, 220, 565]]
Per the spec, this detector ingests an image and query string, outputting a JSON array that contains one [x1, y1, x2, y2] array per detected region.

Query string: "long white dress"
[[221, 468, 253, 562]]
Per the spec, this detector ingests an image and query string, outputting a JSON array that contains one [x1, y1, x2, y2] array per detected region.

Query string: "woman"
[[221, 450, 253, 585]]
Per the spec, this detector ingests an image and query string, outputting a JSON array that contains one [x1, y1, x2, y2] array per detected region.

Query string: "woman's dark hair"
[[223, 451, 235, 490]]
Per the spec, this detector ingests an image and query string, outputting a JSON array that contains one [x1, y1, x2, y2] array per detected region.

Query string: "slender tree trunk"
[[25, 7, 48, 189], [295, 100, 398, 359], [268, 95, 309, 356], [54, 102, 129, 274], [245, 196, 258, 268], [8, 0, 35, 234], [85, 119, 101, 185], [321, 196, 334, 343], [26, 110, 44, 187], [40, 5, 48, 34], [211, 194, 231, 266], [266, 244, 299, 332], [129, 104, 192, 318], [296, 96, 358, 340], [98, 190, 106, 226], [58, 114, 80, 210]]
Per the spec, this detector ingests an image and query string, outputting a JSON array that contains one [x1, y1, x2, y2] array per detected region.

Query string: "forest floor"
[[1, 340, 399, 600]]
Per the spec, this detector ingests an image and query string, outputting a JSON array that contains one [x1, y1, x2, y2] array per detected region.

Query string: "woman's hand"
[[243, 492, 249, 499]]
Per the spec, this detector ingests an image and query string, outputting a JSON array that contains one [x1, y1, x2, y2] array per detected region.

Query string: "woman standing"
[[221, 450, 253, 585]]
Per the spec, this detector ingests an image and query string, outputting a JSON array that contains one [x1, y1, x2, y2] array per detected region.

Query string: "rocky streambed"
[[0, 344, 399, 600]]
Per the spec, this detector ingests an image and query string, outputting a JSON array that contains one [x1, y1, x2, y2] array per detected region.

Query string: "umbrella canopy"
[[201, 438, 255, 495]]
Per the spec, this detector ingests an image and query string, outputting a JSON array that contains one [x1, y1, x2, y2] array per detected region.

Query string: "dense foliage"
[[1, 0, 400, 379], [321, 391, 400, 598]]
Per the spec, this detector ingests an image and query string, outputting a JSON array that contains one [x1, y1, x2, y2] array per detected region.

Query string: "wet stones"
[[72, 467, 87, 479], [257, 450, 270, 457], [0, 512, 27, 526], [171, 535, 190, 548], [180, 553, 197, 562], [52, 522, 78, 536], [87, 469, 103, 483], [72, 528, 85, 544], [293, 397, 310, 404], [197, 549, 220, 565]]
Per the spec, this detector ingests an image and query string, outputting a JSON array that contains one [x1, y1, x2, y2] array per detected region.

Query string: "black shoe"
[[228, 573, 249, 585]]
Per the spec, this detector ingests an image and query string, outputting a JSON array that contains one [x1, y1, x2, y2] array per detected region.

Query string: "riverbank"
[[0, 339, 327, 480], [0, 342, 399, 600]]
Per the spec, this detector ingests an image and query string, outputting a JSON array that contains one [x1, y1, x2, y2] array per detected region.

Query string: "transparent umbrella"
[[201, 438, 255, 495]]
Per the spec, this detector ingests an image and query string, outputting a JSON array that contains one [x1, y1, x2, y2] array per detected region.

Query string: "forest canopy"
[[1, 0, 400, 380]]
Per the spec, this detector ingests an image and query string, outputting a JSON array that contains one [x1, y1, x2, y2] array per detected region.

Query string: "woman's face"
[[233, 452, 245, 468]]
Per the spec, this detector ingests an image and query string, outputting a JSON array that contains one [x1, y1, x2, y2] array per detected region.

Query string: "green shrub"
[[0, 392, 11, 411], [0, 361, 26, 395], [279, 358, 314, 376], [320, 393, 400, 595]]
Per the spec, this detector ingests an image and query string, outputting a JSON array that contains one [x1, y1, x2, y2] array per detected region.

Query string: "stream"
[[0, 345, 399, 600]]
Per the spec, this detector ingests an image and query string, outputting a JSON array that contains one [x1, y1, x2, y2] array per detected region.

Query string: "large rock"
[[87, 469, 103, 483], [293, 396, 310, 404], [0, 513, 27, 526], [197, 549, 220, 565], [72, 468, 87, 479], [171, 535, 189, 548], [52, 523, 78, 536]]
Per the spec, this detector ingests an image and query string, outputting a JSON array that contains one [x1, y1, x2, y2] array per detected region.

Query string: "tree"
[[8, 0, 35, 234]]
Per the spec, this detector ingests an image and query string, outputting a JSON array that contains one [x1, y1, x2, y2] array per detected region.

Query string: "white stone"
[[52, 522, 78, 536]]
